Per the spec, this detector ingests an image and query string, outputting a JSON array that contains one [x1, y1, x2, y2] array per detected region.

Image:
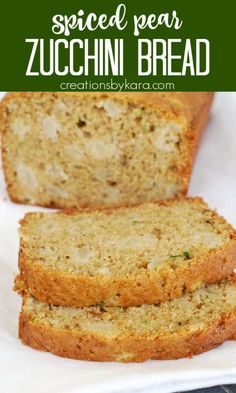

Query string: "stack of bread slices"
[[1, 92, 236, 362]]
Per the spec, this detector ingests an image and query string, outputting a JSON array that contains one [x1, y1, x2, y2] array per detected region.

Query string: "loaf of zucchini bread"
[[0, 92, 213, 209], [19, 280, 236, 362], [15, 197, 236, 307]]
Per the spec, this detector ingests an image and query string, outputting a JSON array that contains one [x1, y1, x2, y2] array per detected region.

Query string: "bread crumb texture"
[[19, 280, 236, 362], [17, 198, 236, 307], [1, 92, 213, 209], [20, 199, 233, 275]]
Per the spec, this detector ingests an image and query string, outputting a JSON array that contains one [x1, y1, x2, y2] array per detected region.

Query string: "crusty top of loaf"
[[19, 197, 235, 277]]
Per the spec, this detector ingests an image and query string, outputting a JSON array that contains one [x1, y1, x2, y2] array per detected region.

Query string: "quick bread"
[[19, 280, 236, 362], [15, 197, 236, 307], [0, 92, 213, 209]]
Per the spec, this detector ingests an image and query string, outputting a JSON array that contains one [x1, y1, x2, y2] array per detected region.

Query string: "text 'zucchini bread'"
[[15, 197, 236, 307], [0, 92, 213, 209], [19, 280, 236, 362]]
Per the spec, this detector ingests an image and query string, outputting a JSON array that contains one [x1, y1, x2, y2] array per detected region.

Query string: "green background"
[[0, 0, 235, 91]]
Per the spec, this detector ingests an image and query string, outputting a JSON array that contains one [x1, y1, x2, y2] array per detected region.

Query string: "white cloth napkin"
[[0, 92, 236, 393]]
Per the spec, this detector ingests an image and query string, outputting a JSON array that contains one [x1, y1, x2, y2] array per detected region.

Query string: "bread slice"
[[16, 197, 236, 307], [0, 92, 213, 209], [19, 280, 236, 362]]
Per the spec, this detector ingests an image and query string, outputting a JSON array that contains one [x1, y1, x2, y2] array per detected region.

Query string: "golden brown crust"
[[0, 92, 213, 209], [16, 238, 236, 307], [19, 308, 236, 362]]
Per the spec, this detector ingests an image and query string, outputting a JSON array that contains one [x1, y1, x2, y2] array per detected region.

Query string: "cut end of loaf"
[[1, 92, 199, 209]]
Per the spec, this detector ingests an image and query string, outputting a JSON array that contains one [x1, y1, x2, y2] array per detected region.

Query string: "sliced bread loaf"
[[0, 92, 213, 209], [16, 197, 236, 307], [19, 280, 236, 362]]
